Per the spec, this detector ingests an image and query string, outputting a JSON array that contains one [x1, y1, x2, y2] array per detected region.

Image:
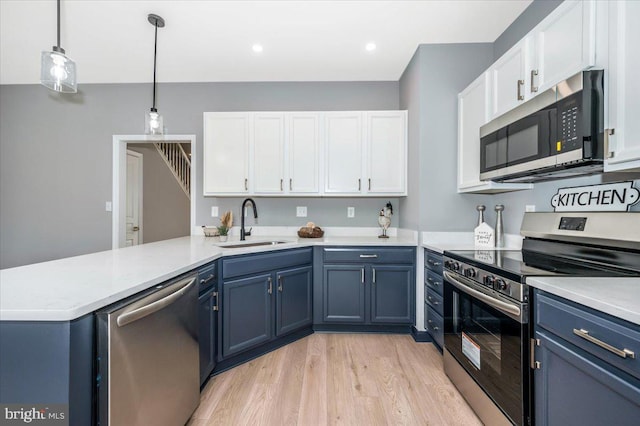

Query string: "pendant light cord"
[[56, 0, 61, 48], [152, 22, 158, 110]]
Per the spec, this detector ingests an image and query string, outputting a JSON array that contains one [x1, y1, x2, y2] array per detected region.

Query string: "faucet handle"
[[244, 227, 252, 237]]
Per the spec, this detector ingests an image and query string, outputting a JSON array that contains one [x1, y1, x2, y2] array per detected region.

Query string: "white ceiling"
[[0, 0, 532, 85]]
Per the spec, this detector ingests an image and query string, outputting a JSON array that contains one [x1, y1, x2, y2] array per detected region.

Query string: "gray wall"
[[0, 82, 398, 268], [398, 43, 495, 232], [127, 143, 190, 243]]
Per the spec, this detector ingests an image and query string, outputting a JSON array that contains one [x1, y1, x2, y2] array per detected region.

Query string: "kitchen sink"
[[219, 241, 290, 249]]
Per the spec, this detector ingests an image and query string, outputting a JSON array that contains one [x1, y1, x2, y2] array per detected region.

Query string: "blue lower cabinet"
[[198, 287, 217, 385], [222, 274, 272, 358], [533, 290, 640, 425], [534, 330, 640, 426], [276, 266, 313, 336], [219, 248, 313, 361], [370, 265, 414, 324], [323, 265, 366, 323]]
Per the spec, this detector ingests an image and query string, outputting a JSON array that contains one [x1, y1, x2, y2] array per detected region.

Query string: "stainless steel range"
[[442, 212, 640, 426]]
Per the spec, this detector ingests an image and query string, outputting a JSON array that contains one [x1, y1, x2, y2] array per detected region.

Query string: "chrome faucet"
[[240, 198, 258, 241]]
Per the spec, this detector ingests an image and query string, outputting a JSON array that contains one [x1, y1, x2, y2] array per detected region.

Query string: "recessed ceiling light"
[[252, 44, 264, 53], [365, 42, 376, 52]]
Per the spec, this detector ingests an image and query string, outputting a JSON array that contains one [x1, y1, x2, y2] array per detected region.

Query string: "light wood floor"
[[188, 333, 482, 426]]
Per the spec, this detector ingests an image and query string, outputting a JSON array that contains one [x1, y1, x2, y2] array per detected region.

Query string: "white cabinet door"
[[605, 0, 640, 172], [458, 73, 490, 190], [288, 113, 320, 194], [253, 113, 285, 194], [533, 0, 595, 94], [490, 40, 529, 119], [324, 112, 363, 194], [203, 113, 250, 194], [457, 74, 533, 194], [365, 111, 407, 194]]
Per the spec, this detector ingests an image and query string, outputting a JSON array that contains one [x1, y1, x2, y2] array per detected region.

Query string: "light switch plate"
[[525, 205, 536, 212], [347, 207, 355, 218], [211, 206, 219, 217], [105, 201, 112, 212], [296, 206, 307, 217]]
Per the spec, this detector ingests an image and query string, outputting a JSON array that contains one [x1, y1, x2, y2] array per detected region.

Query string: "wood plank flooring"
[[188, 333, 482, 425]]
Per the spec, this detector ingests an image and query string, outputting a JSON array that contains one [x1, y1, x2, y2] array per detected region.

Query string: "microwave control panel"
[[558, 94, 582, 152]]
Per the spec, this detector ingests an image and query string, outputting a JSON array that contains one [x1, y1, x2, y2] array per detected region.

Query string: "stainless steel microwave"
[[479, 70, 604, 183]]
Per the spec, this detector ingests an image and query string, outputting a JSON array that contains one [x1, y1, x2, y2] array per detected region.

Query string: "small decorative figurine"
[[378, 202, 393, 238]]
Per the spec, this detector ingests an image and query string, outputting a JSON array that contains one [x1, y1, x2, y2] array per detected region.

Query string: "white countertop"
[[0, 232, 417, 322], [527, 276, 640, 325], [421, 232, 523, 253]]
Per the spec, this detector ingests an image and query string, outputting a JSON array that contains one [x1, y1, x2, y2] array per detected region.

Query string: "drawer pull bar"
[[573, 328, 635, 359], [359, 254, 378, 258]]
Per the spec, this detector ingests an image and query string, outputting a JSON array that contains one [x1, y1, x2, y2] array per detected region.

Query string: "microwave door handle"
[[444, 271, 522, 320]]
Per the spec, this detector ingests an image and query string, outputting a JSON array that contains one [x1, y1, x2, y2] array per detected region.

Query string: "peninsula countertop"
[[0, 233, 417, 322]]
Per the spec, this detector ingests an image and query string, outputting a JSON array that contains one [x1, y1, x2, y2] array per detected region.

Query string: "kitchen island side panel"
[[0, 315, 94, 426]]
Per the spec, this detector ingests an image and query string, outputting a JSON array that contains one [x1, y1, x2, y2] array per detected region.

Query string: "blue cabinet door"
[[198, 289, 215, 385], [275, 266, 313, 336], [222, 274, 272, 358], [370, 265, 414, 324], [534, 330, 640, 426], [323, 265, 366, 323]]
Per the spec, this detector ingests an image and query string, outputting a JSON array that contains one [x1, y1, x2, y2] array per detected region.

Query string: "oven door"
[[443, 271, 528, 426]]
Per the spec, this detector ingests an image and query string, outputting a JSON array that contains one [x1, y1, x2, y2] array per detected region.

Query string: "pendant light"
[[145, 14, 165, 135], [40, 0, 77, 93]]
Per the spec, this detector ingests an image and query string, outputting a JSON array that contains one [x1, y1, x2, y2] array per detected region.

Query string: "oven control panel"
[[444, 257, 527, 303]]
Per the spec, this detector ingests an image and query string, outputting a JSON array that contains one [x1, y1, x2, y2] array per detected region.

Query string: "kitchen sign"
[[551, 181, 640, 212]]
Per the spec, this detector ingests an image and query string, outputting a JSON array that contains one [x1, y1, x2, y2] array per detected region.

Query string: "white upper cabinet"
[[204, 111, 407, 197], [490, 41, 530, 119], [203, 112, 250, 195], [531, 0, 595, 94], [365, 111, 407, 195], [605, 0, 640, 172], [324, 112, 363, 194], [458, 73, 533, 193], [490, 1, 596, 121], [253, 113, 285, 194], [288, 113, 320, 194]]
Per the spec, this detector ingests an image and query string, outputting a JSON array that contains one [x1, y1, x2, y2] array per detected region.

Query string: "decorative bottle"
[[495, 205, 505, 247], [476, 205, 486, 226]]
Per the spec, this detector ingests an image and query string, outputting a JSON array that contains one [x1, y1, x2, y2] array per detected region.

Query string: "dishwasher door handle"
[[117, 276, 196, 327]]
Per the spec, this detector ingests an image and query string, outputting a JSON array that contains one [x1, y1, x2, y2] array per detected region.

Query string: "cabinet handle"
[[530, 69, 538, 93], [573, 328, 635, 359], [244, 178, 248, 191], [280, 179, 283, 191], [427, 295, 439, 305], [372, 268, 376, 284], [368, 178, 371, 191], [200, 274, 216, 286], [428, 319, 439, 331], [277, 275, 283, 292], [268, 277, 273, 295], [605, 128, 615, 159], [289, 178, 293, 191], [517, 79, 524, 101], [358, 178, 361, 191], [359, 254, 378, 258], [212, 291, 219, 311], [361, 268, 365, 284]]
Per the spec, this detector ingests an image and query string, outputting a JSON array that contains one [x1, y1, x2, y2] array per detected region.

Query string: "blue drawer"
[[223, 248, 312, 279], [536, 291, 640, 380], [425, 250, 443, 274], [198, 262, 217, 293], [323, 247, 414, 264], [426, 309, 444, 349], [426, 287, 443, 317], [425, 269, 443, 296]]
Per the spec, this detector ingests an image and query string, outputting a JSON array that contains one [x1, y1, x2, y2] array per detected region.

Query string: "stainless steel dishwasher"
[[96, 274, 199, 426]]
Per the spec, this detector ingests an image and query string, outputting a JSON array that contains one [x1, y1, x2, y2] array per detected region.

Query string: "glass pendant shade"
[[41, 48, 77, 93], [145, 109, 164, 135]]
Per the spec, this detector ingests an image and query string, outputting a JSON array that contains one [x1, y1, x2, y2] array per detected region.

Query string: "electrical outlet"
[[296, 206, 307, 217], [347, 207, 355, 218], [525, 205, 536, 212], [105, 201, 112, 212], [211, 206, 219, 217]]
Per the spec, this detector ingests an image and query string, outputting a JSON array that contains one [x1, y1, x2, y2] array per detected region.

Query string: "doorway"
[[126, 150, 143, 246], [112, 135, 196, 249]]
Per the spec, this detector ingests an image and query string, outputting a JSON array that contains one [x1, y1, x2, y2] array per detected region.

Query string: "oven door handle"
[[444, 271, 522, 320]]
